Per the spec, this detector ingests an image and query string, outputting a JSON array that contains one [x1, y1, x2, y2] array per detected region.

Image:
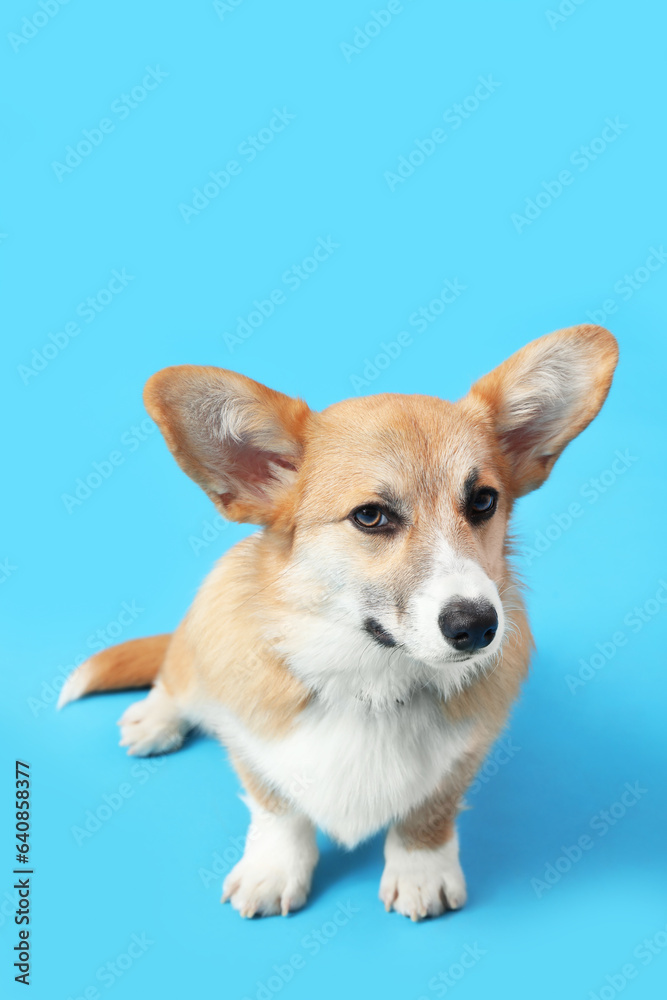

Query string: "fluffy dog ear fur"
[[144, 366, 312, 524], [464, 324, 618, 496]]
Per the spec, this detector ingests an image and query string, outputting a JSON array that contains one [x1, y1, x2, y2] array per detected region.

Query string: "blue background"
[[2, 1, 666, 997]]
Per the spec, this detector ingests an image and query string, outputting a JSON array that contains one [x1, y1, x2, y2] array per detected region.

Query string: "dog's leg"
[[222, 767, 318, 917], [380, 753, 483, 920], [117, 682, 189, 756], [117, 625, 195, 756], [380, 822, 466, 921]]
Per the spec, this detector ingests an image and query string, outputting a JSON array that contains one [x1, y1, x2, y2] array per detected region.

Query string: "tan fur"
[[397, 590, 533, 853], [444, 576, 534, 733], [394, 744, 491, 850], [183, 535, 313, 738], [64, 323, 618, 917], [69, 324, 615, 743], [464, 324, 618, 496], [231, 754, 290, 815], [161, 391, 536, 741], [77, 634, 170, 694], [144, 367, 311, 525]]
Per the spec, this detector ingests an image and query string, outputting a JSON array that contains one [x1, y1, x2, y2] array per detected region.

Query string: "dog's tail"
[[57, 634, 171, 709]]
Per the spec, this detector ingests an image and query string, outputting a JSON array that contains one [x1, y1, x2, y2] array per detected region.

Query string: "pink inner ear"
[[223, 438, 297, 496], [501, 393, 569, 461], [502, 422, 545, 458]]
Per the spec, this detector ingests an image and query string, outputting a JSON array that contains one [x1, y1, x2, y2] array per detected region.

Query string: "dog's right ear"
[[144, 366, 311, 524]]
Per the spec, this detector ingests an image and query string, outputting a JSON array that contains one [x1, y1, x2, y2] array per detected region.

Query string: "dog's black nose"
[[438, 599, 498, 653]]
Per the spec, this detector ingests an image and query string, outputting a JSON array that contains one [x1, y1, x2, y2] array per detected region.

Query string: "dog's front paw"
[[222, 855, 312, 918], [379, 827, 467, 921], [221, 807, 318, 918]]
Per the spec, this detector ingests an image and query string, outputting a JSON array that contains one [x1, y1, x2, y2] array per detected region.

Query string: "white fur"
[[57, 662, 92, 709], [276, 611, 462, 709], [197, 681, 472, 849], [272, 530, 505, 697], [380, 825, 467, 920], [404, 539, 505, 666], [117, 683, 187, 756], [188, 535, 495, 848], [222, 795, 318, 917]]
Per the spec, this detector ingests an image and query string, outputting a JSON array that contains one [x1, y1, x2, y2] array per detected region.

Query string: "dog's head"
[[145, 324, 617, 699]]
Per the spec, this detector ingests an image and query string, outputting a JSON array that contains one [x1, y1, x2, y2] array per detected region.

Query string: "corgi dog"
[[59, 324, 617, 920]]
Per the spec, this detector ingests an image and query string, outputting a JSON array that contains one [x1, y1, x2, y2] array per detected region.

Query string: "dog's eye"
[[470, 489, 498, 519], [472, 491, 495, 512], [351, 505, 389, 530]]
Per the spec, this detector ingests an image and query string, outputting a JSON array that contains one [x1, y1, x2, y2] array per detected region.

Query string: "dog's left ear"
[[464, 324, 618, 496]]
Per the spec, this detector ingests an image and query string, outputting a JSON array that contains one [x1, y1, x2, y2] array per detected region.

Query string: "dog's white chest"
[[209, 692, 472, 847]]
